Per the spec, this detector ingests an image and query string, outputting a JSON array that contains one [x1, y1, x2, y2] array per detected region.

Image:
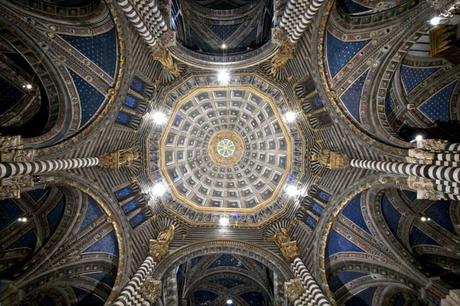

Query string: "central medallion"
[[217, 139, 235, 157], [208, 130, 244, 167]]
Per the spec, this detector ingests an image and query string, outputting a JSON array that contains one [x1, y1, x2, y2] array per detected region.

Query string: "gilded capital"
[[149, 224, 175, 261], [142, 276, 161, 304], [407, 176, 446, 200], [273, 228, 299, 262], [98, 148, 139, 169], [285, 278, 304, 302]]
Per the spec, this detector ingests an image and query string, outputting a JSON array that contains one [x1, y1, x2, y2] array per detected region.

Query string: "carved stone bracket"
[[311, 149, 349, 170], [273, 228, 299, 262], [98, 148, 139, 169], [142, 276, 161, 304], [285, 278, 303, 302], [149, 224, 175, 261]]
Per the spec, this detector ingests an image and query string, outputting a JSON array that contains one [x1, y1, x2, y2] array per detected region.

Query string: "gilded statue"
[[152, 43, 179, 77], [271, 29, 295, 76], [285, 278, 304, 302], [311, 149, 349, 169], [273, 228, 299, 262], [98, 148, 139, 169], [142, 276, 161, 304], [149, 224, 175, 261]]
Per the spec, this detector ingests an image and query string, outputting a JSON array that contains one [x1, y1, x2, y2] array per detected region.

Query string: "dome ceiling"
[[159, 86, 292, 212], [148, 73, 307, 225]]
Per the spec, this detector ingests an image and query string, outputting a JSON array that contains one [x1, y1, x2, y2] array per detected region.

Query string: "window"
[[129, 213, 145, 228], [122, 200, 138, 214], [115, 186, 134, 200], [116, 112, 131, 125], [130, 77, 145, 93], [124, 95, 138, 109], [311, 202, 324, 215], [305, 215, 316, 229], [316, 189, 331, 203]]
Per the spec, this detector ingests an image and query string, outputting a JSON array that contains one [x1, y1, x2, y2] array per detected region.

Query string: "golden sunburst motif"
[[208, 130, 244, 167]]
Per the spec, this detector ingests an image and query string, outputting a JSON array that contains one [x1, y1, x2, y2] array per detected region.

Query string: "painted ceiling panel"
[[418, 82, 456, 123], [400, 65, 440, 93], [328, 271, 368, 292], [381, 194, 401, 237], [344, 287, 376, 306], [409, 226, 440, 247], [83, 231, 119, 257], [326, 31, 369, 77], [340, 71, 368, 123], [341, 193, 371, 234], [326, 229, 365, 257], [79, 197, 104, 231], [424, 200, 457, 235]]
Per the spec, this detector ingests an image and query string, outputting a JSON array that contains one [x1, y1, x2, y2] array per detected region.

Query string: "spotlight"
[[217, 70, 230, 85], [219, 215, 229, 227], [151, 111, 168, 125], [17, 217, 28, 223], [420, 216, 431, 222], [22, 84, 32, 90], [284, 111, 297, 123], [221, 43, 227, 49], [226, 299, 233, 305], [152, 182, 167, 197], [429, 16, 441, 26], [285, 185, 300, 197], [415, 135, 423, 142]]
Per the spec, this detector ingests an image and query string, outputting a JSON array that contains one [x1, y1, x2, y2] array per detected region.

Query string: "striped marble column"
[[291, 257, 330, 306], [280, 0, 326, 42], [0, 157, 99, 179], [113, 256, 157, 306], [445, 143, 460, 152], [350, 159, 460, 183], [116, 0, 167, 47]]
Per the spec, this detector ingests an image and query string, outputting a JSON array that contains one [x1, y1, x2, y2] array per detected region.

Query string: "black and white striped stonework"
[[291, 257, 331, 306], [350, 159, 460, 183], [113, 256, 156, 306], [434, 152, 460, 163], [116, 0, 167, 47], [280, 0, 326, 42], [446, 143, 460, 152], [0, 157, 99, 179]]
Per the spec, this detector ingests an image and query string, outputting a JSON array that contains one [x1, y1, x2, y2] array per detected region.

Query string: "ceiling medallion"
[[208, 130, 244, 167]]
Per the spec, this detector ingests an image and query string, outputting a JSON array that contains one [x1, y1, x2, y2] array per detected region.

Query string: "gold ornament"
[[142, 276, 161, 304], [311, 149, 349, 169], [271, 29, 296, 76], [285, 278, 304, 302], [207, 130, 244, 167], [149, 224, 175, 261], [152, 43, 179, 77], [407, 176, 446, 200], [98, 148, 139, 169], [273, 228, 299, 262]]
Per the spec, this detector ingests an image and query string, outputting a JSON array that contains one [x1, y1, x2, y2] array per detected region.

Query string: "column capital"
[[152, 42, 179, 77], [416, 139, 448, 152], [142, 276, 161, 304], [285, 278, 303, 303], [407, 176, 447, 200], [273, 228, 299, 262]]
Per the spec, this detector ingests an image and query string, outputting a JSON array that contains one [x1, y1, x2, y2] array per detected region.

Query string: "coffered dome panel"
[[160, 87, 292, 212]]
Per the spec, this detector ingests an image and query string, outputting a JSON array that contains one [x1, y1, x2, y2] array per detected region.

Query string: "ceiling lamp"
[[221, 43, 227, 49], [284, 111, 297, 123], [151, 111, 168, 125], [226, 299, 233, 305], [219, 215, 229, 227], [429, 16, 441, 26], [17, 217, 28, 222], [152, 182, 167, 197], [217, 70, 230, 85], [415, 135, 424, 142], [285, 184, 300, 197], [22, 83, 32, 90]]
